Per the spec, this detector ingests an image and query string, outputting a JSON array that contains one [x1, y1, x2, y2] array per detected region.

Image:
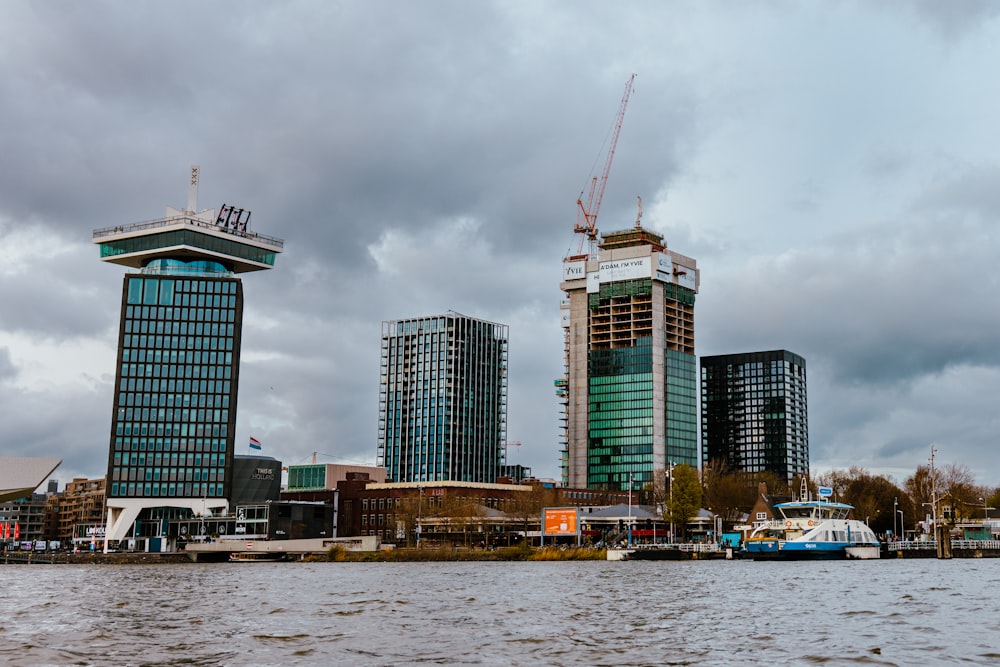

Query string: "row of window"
[[125, 302, 236, 327], [113, 437, 227, 452], [115, 423, 229, 438], [589, 374, 653, 387], [118, 379, 232, 394], [122, 349, 234, 365], [128, 276, 237, 301], [128, 292, 236, 313], [112, 451, 225, 466], [125, 315, 236, 337], [118, 393, 229, 409], [121, 335, 235, 353], [110, 481, 224, 498], [119, 364, 233, 381], [110, 466, 224, 483], [116, 408, 230, 423]]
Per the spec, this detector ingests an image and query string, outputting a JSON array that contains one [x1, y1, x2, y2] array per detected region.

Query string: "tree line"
[[643, 459, 1000, 538]]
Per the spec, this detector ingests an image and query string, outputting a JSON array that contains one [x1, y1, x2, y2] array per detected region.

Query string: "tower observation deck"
[[92, 205, 283, 275]]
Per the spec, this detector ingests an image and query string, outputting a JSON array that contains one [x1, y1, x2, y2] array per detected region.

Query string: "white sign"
[[675, 263, 697, 291], [586, 271, 601, 294], [598, 257, 650, 283], [562, 261, 586, 281]]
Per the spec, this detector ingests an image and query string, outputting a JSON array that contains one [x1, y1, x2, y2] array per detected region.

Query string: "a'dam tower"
[[92, 166, 282, 550]]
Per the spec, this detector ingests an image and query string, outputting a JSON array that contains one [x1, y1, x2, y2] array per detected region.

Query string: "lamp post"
[[892, 498, 899, 541], [627, 472, 633, 548], [667, 461, 675, 544], [416, 486, 423, 549]]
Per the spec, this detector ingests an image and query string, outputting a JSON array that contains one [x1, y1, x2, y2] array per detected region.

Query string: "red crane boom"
[[573, 73, 636, 257]]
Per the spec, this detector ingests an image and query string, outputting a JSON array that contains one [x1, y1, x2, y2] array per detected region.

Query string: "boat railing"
[[676, 543, 722, 553], [887, 539, 1000, 551]]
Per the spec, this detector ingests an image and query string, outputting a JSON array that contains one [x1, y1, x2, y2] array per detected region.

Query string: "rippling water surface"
[[1, 558, 999, 666]]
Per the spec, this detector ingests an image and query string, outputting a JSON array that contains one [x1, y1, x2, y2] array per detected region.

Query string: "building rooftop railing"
[[93, 214, 284, 250]]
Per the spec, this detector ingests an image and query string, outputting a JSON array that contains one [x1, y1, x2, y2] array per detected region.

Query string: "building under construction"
[[559, 225, 699, 492]]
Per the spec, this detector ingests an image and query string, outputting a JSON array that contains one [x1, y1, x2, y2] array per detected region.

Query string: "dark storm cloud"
[[1, 2, 690, 273]]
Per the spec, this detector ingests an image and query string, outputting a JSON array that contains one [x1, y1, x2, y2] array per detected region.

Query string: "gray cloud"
[[0, 347, 16, 382], [2, 2, 1000, 487]]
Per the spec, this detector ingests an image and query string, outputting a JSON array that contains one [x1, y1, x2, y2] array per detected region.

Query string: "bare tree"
[[701, 458, 756, 523]]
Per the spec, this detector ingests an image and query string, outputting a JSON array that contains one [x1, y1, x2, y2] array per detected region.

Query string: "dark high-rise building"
[[559, 225, 700, 492], [93, 167, 282, 549], [700, 350, 809, 479], [377, 313, 508, 483]]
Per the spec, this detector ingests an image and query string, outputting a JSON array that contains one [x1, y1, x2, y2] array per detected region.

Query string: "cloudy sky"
[[3, 1, 1000, 491]]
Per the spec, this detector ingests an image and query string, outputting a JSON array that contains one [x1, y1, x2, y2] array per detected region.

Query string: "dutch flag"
[[249, 436, 262, 451]]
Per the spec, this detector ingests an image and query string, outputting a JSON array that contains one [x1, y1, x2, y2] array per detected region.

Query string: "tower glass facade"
[[560, 226, 699, 492], [377, 314, 508, 483], [700, 350, 809, 479], [107, 274, 242, 501]]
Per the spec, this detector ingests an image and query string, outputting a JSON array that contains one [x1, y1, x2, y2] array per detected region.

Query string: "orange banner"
[[543, 508, 578, 536]]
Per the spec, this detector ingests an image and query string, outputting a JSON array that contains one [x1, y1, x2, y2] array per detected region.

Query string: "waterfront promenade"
[[6, 539, 1000, 564]]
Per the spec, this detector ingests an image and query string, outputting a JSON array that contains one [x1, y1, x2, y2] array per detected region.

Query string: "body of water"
[[1, 558, 998, 666]]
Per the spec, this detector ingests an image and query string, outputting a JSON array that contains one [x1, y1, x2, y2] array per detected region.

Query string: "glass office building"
[[700, 350, 809, 479], [560, 226, 699, 492], [377, 313, 508, 483], [93, 167, 282, 548]]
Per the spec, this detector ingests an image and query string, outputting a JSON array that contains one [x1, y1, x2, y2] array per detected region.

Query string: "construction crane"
[[572, 73, 636, 258]]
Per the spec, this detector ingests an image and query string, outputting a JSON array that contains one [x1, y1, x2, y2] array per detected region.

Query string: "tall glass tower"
[[93, 167, 282, 548], [377, 313, 508, 483], [700, 350, 809, 479], [559, 225, 699, 492]]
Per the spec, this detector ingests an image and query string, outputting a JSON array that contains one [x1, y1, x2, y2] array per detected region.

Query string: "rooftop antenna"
[[186, 165, 200, 213]]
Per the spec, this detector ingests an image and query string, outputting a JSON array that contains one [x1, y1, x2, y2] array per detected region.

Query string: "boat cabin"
[[776, 502, 852, 522]]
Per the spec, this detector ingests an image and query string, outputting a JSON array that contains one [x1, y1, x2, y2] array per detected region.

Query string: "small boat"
[[228, 551, 286, 562], [744, 499, 880, 561]]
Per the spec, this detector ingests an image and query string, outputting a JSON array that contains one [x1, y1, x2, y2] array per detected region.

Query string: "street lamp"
[[416, 486, 423, 549], [892, 498, 899, 541], [627, 473, 633, 548], [667, 461, 675, 545]]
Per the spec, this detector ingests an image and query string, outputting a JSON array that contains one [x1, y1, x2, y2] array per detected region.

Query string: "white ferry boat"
[[744, 499, 880, 560]]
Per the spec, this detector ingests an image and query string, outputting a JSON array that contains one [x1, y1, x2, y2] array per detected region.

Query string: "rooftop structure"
[[286, 463, 388, 492]]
